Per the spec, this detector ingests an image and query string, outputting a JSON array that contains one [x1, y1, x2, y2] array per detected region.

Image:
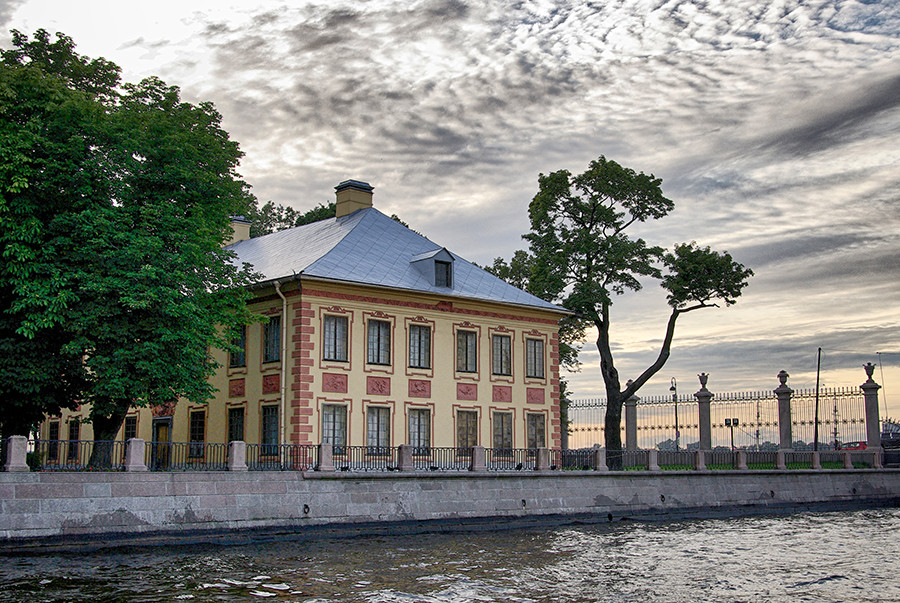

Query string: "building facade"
[[40, 181, 569, 455]]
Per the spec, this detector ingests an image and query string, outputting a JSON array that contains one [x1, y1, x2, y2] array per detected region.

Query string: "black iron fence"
[[569, 387, 867, 450], [410, 447, 472, 471], [22, 440, 883, 472], [246, 443, 318, 471]]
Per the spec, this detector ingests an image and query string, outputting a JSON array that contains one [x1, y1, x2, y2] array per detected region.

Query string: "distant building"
[[40, 181, 569, 458]]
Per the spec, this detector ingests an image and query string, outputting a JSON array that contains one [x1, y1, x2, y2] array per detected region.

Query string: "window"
[[67, 421, 80, 462], [456, 331, 477, 373], [228, 407, 245, 442], [263, 316, 281, 363], [456, 410, 478, 449], [123, 416, 137, 441], [526, 339, 545, 378], [408, 325, 431, 369], [48, 421, 59, 461], [493, 411, 513, 453], [230, 325, 247, 368], [189, 410, 205, 458], [322, 404, 347, 453], [261, 405, 279, 455], [323, 315, 348, 362], [408, 408, 431, 453], [367, 406, 391, 454], [527, 413, 546, 450], [367, 319, 391, 365], [492, 334, 512, 376], [435, 260, 452, 287]]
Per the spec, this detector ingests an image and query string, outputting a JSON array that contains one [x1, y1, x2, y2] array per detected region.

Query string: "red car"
[[839, 441, 867, 450]]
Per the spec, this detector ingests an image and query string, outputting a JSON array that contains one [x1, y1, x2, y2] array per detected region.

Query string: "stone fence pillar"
[[317, 442, 334, 472], [398, 444, 414, 471], [625, 381, 639, 451], [736, 450, 748, 470], [694, 449, 707, 471], [536, 447, 551, 471], [124, 438, 148, 472], [695, 373, 713, 451], [3, 436, 29, 472], [469, 446, 486, 472], [592, 445, 608, 472], [861, 362, 882, 450], [647, 449, 660, 471], [774, 370, 793, 451], [227, 440, 247, 472]]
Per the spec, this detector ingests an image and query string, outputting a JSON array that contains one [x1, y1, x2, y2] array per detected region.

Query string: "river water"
[[2, 507, 898, 602]]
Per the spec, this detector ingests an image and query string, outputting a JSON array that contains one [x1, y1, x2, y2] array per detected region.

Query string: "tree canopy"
[[499, 156, 753, 468], [0, 29, 258, 446]]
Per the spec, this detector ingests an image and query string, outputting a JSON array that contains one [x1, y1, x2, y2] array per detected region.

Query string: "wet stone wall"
[[2, 469, 899, 548]]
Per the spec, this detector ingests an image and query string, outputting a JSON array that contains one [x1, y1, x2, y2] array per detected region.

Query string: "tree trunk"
[[87, 401, 128, 469]]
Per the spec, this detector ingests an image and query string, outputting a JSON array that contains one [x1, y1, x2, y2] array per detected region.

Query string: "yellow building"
[[41, 181, 569, 458]]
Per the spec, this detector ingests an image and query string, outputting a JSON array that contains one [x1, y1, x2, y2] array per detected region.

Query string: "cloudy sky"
[[3, 0, 899, 414]]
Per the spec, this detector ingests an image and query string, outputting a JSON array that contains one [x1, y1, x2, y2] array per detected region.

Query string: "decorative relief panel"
[[322, 373, 348, 393], [367, 376, 391, 396], [151, 401, 176, 417], [228, 378, 245, 398], [526, 387, 545, 404], [262, 373, 280, 395], [456, 383, 477, 401], [409, 379, 431, 398], [492, 385, 512, 403]]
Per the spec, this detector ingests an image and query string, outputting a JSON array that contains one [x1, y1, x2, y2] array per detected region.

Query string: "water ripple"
[[1, 508, 898, 602]]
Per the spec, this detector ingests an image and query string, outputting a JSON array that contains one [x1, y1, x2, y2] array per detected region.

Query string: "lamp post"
[[725, 418, 739, 451], [670, 377, 679, 451]]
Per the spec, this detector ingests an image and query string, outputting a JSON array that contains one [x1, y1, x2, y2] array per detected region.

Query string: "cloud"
[[4, 0, 899, 401]]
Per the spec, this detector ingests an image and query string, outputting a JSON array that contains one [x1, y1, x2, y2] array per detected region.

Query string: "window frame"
[[261, 405, 279, 456], [323, 314, 349, 362], [527, 413, 546, 450], [408, 324, 431, 369], [189, 410, 205, 458], [492, 411, 513, 454], [366, 406, 391, 454], [123, 415, 138, 441], [492, 334, 512, 376], [229, 324, 247, 368], [456, 410, 478, 450], [408, 408, 431, 454], [263, 316, 281, 364], [322, 404, 348, 453], [435, 260, 452, 287], [228, 406, 245, 443], [456, 330, 477, 373], [525, 338, 545, 379], [366, 319, 391, 365]]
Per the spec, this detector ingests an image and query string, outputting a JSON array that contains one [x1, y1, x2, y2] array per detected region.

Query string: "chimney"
[[335, 180, 374, 217], [226, 215, 251, 245]]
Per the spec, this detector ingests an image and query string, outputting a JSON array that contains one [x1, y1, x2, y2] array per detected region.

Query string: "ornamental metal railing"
[[145, 441, 229, 471], [333, 445, 399, 472], [246, 443, 318, 471], [30, 439, 127, 471], [410, 447, 473, 471], [21, 440, 884, 472], [485, 448, 537, 471]]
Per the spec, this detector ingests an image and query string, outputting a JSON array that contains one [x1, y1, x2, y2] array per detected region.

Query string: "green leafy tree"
[[0, 30, 258, 461], [523, 156, 752, 468]]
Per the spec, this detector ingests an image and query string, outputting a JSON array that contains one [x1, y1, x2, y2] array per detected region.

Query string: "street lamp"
[[670, 377, 679, 451], [725, 418, 739, 451]]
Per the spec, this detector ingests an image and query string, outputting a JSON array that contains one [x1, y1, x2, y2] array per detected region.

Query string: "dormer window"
[[410, 248, 455, 289], [435, 260, 452, 287]]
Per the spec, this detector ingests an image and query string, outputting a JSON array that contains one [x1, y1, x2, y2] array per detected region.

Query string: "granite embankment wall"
[[2, 469, 899, 551]]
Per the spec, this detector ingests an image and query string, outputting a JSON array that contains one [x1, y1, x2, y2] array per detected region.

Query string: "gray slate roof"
[[227, 208, 566, 314]]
